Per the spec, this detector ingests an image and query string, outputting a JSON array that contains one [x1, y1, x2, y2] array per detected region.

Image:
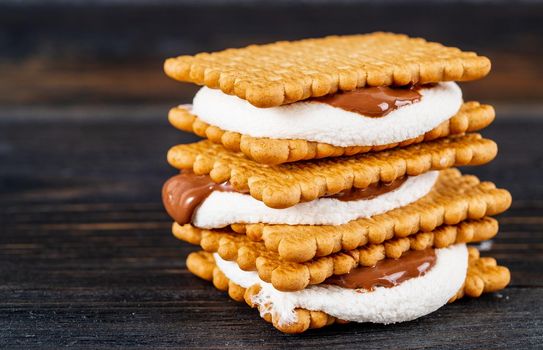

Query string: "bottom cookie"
[[186, 246, 510, 334]]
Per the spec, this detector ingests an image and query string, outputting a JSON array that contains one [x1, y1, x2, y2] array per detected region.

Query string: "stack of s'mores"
[[162, 33, 512, 333]]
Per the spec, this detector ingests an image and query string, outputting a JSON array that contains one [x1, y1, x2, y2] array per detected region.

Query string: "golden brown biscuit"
[[164, 33, 491, 107], [169, 102, 495, 165], [186, 247, 510, 333], [456, 246, 511, 299], [180, 170, 510, 263], [167, 135, 498, 209], [176, 217, 498, 291]]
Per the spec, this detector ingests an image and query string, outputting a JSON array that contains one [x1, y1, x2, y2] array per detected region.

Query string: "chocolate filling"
[[313, 85, 422, 117], [162, 173, 240, 225], [162, 172, 407, 225], [323, 248, 436, 290]]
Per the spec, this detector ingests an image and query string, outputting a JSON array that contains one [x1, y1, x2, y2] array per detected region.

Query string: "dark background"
[[1, 1, 543, 349], [2, 0, 543, 107]]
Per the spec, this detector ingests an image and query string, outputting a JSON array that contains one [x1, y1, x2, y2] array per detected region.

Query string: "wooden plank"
[[0, 110, 542, 348], [1, 2, 543, 106]]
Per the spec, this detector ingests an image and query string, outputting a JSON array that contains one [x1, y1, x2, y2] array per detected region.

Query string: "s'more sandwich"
[[162, 33, 511, 333]]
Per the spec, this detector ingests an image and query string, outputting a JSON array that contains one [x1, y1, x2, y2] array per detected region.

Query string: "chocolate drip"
[[162, 173, 409, 225], [313, 86, 422, 117], [162, 173, 239, 225], [324, 248, 436, 290]]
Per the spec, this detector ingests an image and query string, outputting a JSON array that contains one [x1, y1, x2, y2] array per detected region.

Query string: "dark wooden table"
[[1, 106, 542, 349]]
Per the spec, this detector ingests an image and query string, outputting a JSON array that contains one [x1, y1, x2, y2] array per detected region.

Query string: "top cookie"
[[164, 32, 491, 107]]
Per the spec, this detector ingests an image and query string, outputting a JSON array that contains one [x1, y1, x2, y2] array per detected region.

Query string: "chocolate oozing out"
[[313, 85, 422, 117], [162, 173, 408, 225], [323, 248, 436, 290], [162, 172, 239, 225]]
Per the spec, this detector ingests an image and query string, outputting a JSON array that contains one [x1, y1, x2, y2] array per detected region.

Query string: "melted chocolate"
[[324, 248, 436, 290], [162, 173, 408, 225], [162, 172, 239, 225], [328, 176, 407, 201], [314, 86, 421, 117]]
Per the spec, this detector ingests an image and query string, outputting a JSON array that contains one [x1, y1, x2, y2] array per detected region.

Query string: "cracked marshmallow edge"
[[213, 243, 468, 326]]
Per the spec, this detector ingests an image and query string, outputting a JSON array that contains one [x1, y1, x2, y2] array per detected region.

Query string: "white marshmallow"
[[190, 82, 462, 147], [214, 243, 468, 326], [193, 171, 438, 228]]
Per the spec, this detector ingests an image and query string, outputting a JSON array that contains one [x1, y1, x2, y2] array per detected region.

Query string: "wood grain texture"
[[0, 108, 542, 348], [1, 2, 543, 107]]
